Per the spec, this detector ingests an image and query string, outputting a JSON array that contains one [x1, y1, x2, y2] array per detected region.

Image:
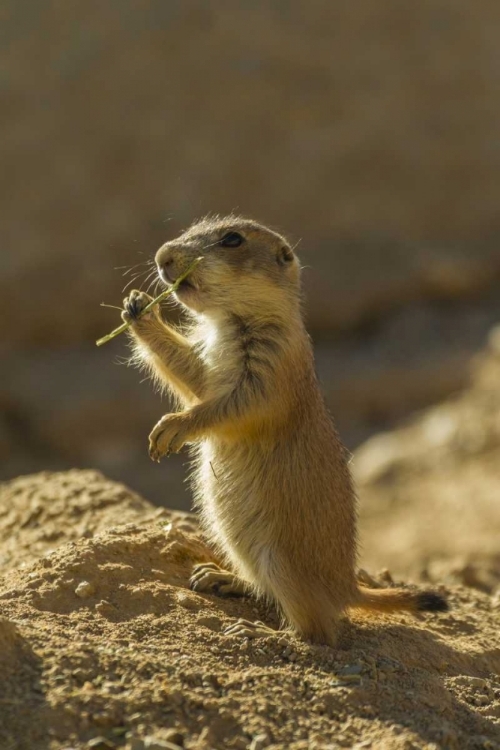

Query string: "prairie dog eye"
[[219, 231, 244, 248]]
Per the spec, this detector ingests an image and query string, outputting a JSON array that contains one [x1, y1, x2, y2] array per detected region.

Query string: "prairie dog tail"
[[353, 586, 448, 614]]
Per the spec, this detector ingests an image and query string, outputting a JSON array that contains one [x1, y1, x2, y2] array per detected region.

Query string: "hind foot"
[[224, 618, 286, 640], [190, 562, 248, 597]]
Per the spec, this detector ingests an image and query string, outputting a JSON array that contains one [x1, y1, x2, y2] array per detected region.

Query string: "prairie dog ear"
[[277, 246, 294, 265]]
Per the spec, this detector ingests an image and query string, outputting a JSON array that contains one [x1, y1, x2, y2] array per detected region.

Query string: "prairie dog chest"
[[194, 318, 241, 393]]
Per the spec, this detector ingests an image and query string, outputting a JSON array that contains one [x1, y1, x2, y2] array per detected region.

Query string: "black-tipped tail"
[[354, 586, 449, 614], [415, 591, 449, 612]]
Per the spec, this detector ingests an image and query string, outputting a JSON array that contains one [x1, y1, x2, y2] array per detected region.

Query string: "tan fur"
[[355, 587, 429, 614], [122, 215, 446, 646]]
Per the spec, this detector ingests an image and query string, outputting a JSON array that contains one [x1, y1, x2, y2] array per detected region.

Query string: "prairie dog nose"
[[158, 259, 175, 283], [155, 243, 171, 267], [155, 245, 175, 281]]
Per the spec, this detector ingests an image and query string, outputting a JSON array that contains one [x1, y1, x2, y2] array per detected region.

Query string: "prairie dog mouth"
[[159, 268, 198, 291]]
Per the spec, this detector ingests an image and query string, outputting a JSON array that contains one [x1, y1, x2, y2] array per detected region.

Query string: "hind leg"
[[259, 576, 340, 646], [223, 595, 340, 646], [190, 562, 248, 597], [282, 601, 342, 646], [268, 569, 343, 646], [222, 568, 342, 646]]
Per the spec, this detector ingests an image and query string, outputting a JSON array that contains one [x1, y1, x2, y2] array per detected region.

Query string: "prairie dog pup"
[[122, 216, 447, 646]]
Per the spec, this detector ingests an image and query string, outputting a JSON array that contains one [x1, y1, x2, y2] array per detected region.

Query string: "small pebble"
[[75, 581, 95, 599], [95, 600, 116, 617], [175, 591, 202, 610]]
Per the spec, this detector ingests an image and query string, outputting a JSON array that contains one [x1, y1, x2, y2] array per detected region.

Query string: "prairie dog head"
[[155, 216, 300, 317]]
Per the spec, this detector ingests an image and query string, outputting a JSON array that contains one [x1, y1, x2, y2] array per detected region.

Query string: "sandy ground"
[[2, 341, 500, 749]]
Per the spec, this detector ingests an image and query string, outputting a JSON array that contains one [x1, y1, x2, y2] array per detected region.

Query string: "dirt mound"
[[0, 469, 157, 573], [0, 471, 499, 749]]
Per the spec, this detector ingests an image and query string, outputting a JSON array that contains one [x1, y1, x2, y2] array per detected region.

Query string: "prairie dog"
[[122, 215, 447, 646]]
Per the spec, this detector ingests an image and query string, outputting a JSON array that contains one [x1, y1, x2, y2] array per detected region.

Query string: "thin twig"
[[95, 256, 203, 347]]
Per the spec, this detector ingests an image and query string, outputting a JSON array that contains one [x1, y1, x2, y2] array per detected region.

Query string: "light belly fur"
[[195, 440, 273, 592]]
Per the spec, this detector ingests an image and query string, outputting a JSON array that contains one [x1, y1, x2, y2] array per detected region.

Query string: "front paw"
[[121, 289, 159, 324], [148, 415, 187, 462]]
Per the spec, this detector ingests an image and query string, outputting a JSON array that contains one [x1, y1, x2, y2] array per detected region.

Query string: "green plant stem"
[[95, 256, 203, 346]]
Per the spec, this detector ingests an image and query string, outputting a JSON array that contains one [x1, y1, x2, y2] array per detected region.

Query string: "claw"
[[122, 290, 156, 323], [223, 618, 278, 639], [189, 563, 247, 597]]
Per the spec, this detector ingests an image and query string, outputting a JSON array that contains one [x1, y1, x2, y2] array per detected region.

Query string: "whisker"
[[121, 264, 156, 292], [121, 278, 141, 293], [141, 268, 158, 286], [136, 270, 157, 292], [200, 239, 220, 252], [114, 261, 151, 271], [119, 260, 153, 277], [146, 274, 161, 295], [122, 270, 151, 293], [100, 302, 123, 311]]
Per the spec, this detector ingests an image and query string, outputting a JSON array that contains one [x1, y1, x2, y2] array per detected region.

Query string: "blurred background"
[[3, 1, 500, 509]]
